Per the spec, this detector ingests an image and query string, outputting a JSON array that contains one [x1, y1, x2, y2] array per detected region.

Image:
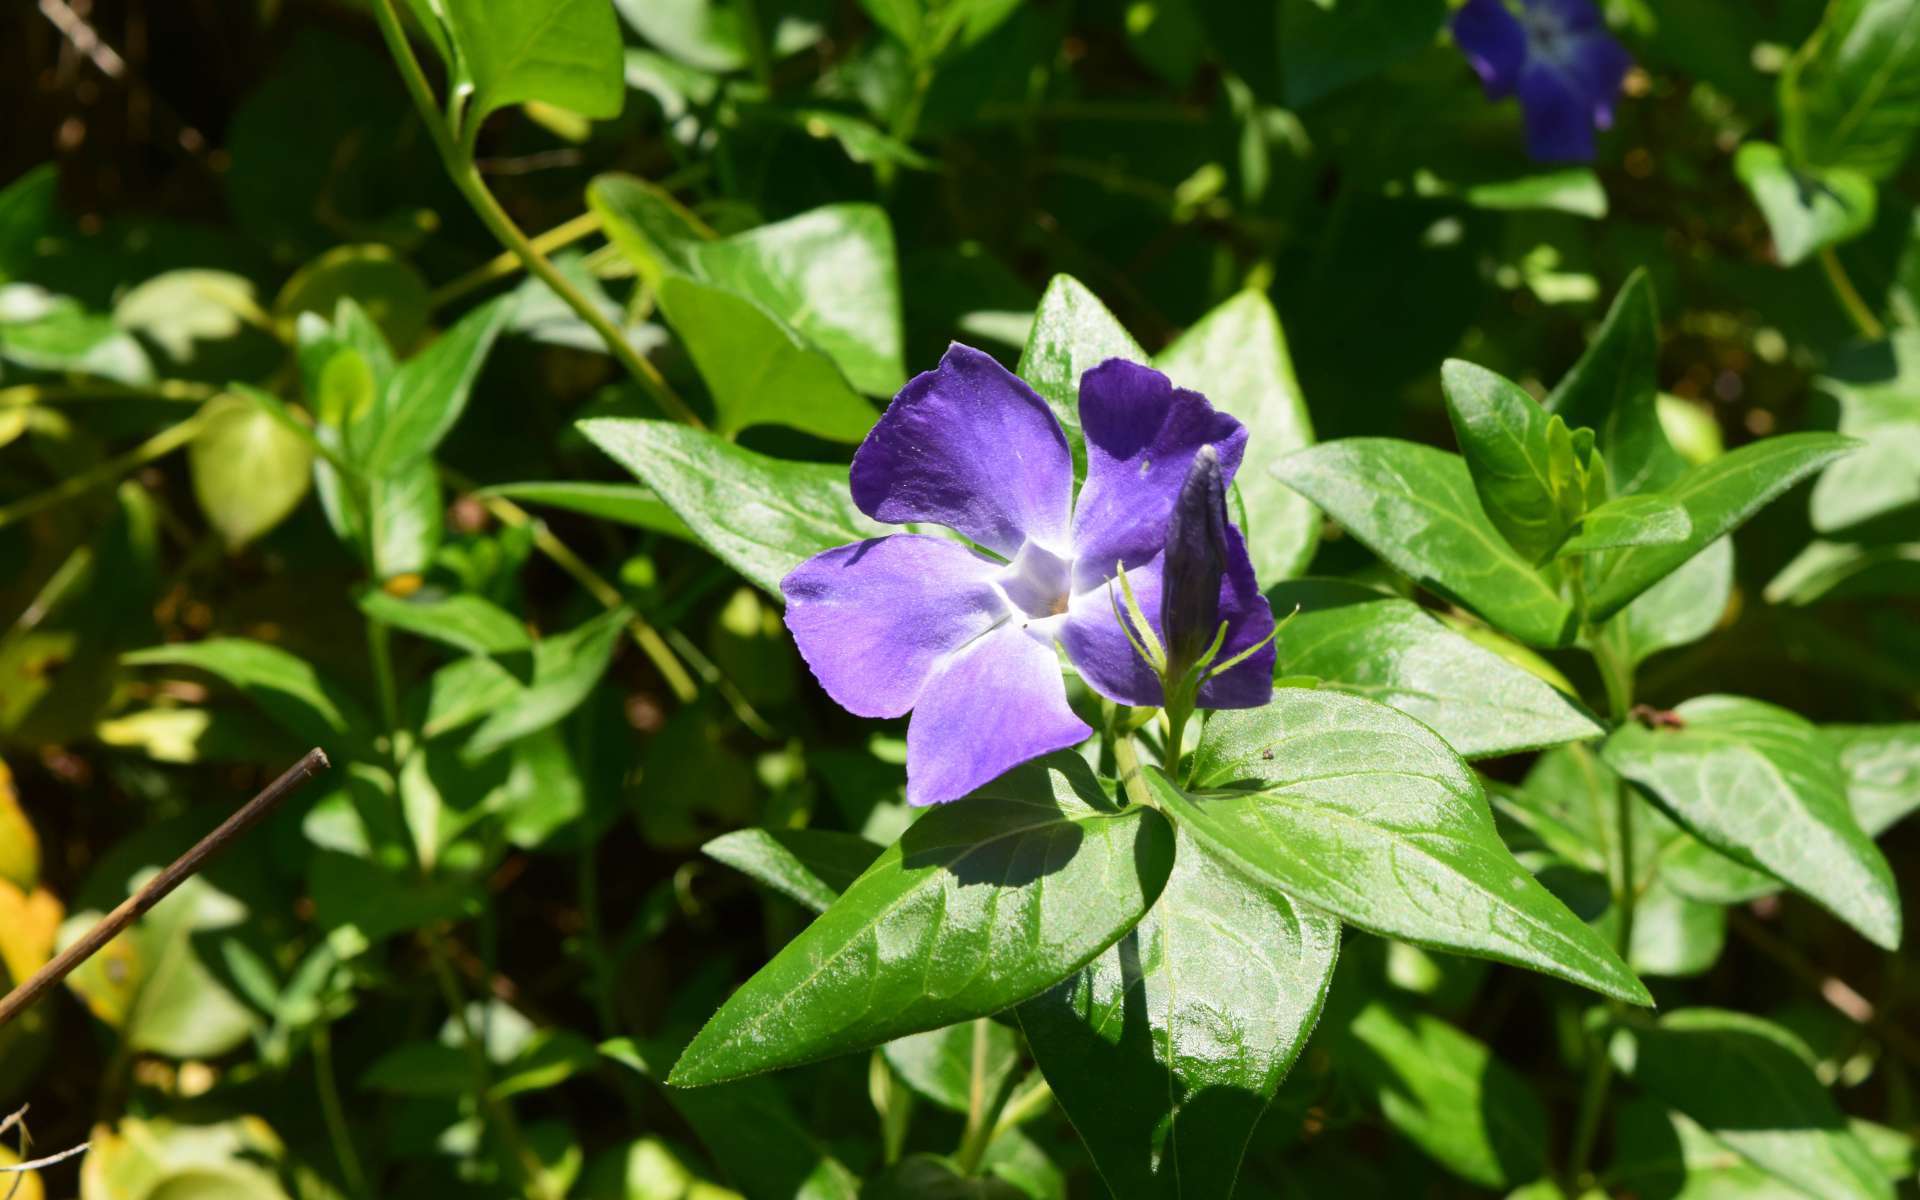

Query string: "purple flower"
[[782, 344, 1276, 807], [1452, 0, 1632, 163]]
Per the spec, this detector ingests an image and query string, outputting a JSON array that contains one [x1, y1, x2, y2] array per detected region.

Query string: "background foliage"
[[1, 0, 1918, 1197]]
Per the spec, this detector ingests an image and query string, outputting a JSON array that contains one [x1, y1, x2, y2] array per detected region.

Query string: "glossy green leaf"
[[1162, 690, 1649, 1004], [682, 204, 905, 398], [1603, 695, 1900, 948], [656, 275, 879, 441], [465, 605, 629, 758], [1266, 580, 1601, 759], [0, 293, 153, 384], [1594, 537, 1734, 669], [188, 388, 315, 549], [1545, 270, 1687, 496], [668, 753, 1175, 1086], [442, 0, 626, 122], [586, 172, 710, 288], [1018, 827, 1338, 1199], [702, 827, 885, 913], [360, 590, 529, 664], [1615, 1009, 1892, 1200], [115, 269, 263, 363], [357, 296, 510, 476], [124, 638, 373, 752], [1155, 290, 1319, 581], [611, 0, 825, 73], [1556, 493, 1691, 558], [1273, 439, 1576, 647], [1781, 0, 1920, 181], [1765, 538, 1920, 605], [480, 480, 694, 541], [884, 1019, 1021, 1114], [1826, 723, 1920, 836], [1440, 359, 1575, 563], [1018, 275, 1149, 466], [1808, 332, 1920, 533], [1735, 141, 1877, 267], [1585, 433, 1860, 622], [579, 417, 889, 596], [1340, 1002, 1546, 1189]]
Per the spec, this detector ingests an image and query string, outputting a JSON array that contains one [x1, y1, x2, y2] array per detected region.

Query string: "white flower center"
[[1522, 4, 1576, 67], [997, 541, 1075, 633]]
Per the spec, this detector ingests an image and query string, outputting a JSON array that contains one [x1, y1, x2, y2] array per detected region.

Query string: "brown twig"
[[0, 749, 331, 1030]]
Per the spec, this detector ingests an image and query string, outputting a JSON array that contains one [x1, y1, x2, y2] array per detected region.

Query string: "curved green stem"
[[367, 0, 703, 427], [0, 409, 209, 530], [313, 1022, 370, 1198], [1112, 724, 1156, 810], [1819, 245, 1885, 341]]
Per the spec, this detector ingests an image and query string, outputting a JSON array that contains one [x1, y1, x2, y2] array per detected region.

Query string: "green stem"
[[425, 931, 560, 1200], [0, 379, 215, 408], [577, 831, 618, 1036], [953, 1019, 1009, 1175], [366, 616, 402, 767], [0, 409, 209, 530], [1112, 723, 1156, 810], [1819, 245, 1886, 341], [367, 0, 702, 427], [313, 1022, 370, 1199], [428, 211, 603, 310]]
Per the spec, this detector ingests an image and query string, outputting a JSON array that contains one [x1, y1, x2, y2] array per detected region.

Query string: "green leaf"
[[1808, 332, 1920, 533], [1765, 538, 1920, 605], [1735, 141, 1877, 267], [1266, 580, 1601, 759], [682, 204, 906, 398], [1555, 493, 1691, 558], [1825, 723, 1920, 836], [884, 1019, 1021, 1113], [1603, 695, 1901, 948], [1585, 433, 1860, 623], [579, 417, 890, 596], [465, 605, 629, 759], [656, 274, 880, 441], [701, 827, 885, 913], [864, 1155, 1028, 1200], [1610, 1098, 1816, 1200], [667, 753, 1175, 1086], [1277, 0, 1447, 108], [1155, 290, 1319, 582], [1162, 690, 1650, 1004], [274, 244, 431, 353], [1595, 537, 1734, 669], [1614, 1008, 1892, 1200], [0, 293, 153, 384], [1440, 359, 1576, 563], [358, 297, 510, 476], [1339, 1001, 1546, 1189], [586, 172, 710, 289], [358, 589, 531, 658], [1017, 275, 1149, 467], [1781, 0, 1920, 181], [1272, 439, 1576, 647], [442, 0, 626, 122], [124, 638, 373, 754], [1544, 270, 1687, 496], [480, 481, 694, 541], [61, 874, 256, 1058], [1018, 827, 1339, 1199], [603, 1038, 862, 1200], [188, 388, 316, 549], [115, 269, 265, 364]]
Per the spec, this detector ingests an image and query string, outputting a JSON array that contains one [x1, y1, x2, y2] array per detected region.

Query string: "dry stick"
[[0, 1143, 91, 1174], [0, 749, 331, 1031]]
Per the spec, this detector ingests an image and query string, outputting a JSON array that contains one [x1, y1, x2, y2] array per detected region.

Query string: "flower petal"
[[851, 343, 1073, 558], [1070, 360, 1246, 593], [1531, 0, 1604, 35], [1564, 32, 1632, 128], [783, 534, 1007, 719], [1059, 528, 1275, 709], [906, 625, 1092, 806], [1453, 0, 1527, 98], [1517, 63, 1596, 162]]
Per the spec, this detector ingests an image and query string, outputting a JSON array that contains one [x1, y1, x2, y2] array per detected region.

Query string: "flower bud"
[[1160, 445, 1229, 680]]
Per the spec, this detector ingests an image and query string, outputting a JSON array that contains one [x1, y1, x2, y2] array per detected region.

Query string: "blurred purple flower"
[[782, 345, 1275, 806], [1452, 0, 1632, 163]]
